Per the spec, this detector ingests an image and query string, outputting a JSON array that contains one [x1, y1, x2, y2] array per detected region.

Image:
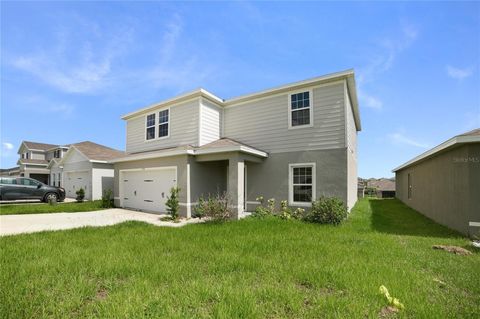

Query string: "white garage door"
[[121, 168, 177, 213], [65, 171, 90, 199]]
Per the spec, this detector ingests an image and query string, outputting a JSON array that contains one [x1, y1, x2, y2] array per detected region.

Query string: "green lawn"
[[1, 199, 478, 318], [0, 200, 106, 215]]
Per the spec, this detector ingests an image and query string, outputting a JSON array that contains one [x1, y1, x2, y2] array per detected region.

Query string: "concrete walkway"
[[0, 209, 203, 236]]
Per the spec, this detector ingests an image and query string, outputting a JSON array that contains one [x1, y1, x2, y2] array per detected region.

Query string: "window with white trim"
[[158, 109, 169, 138], [289, 163, 315, 205], [146, 113, 156, 140], [290, 91, 311, 127]]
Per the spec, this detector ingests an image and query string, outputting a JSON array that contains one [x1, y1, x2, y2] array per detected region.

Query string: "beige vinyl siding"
[[224, 82, 346, 153], [31, 151, 45, 160], [199, 99, 222, 146], [126, 99, 200, 153]]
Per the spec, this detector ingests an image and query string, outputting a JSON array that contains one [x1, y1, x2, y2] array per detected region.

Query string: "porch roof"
[[109, 138, 268, 163]]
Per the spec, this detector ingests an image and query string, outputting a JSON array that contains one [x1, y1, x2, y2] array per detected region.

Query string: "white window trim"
[[288, 162, 316, 207], [144, 107, 171, 142], [287, 89, 313, 130]]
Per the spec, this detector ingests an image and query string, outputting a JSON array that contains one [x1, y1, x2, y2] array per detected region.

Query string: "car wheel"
[[44, 193, 58, 203]]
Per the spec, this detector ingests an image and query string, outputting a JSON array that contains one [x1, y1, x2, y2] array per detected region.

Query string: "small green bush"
[[251, 195, 273, 218], [75, 188, 85, 202], [101, 189, 114, 208], [278, 200, 292, 220], [194, 193, 231, 222], [305, 197, 347, 225], [166, 187, 181, 220]]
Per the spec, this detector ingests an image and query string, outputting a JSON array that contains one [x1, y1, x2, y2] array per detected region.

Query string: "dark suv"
[[0, 177, 66, 202]]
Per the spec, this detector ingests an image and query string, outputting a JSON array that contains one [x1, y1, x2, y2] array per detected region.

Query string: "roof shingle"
[[72, 141, 125, 161]]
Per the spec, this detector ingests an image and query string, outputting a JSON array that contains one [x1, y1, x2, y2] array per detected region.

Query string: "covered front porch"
[[190, 150, 266, 218]]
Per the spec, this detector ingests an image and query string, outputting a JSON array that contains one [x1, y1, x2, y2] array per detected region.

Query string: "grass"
[[1, 198, 479, 318], [0, 200, 106, 215]]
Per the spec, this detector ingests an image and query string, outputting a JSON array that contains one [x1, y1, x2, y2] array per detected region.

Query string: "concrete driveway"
[[0, 209, 203, 236]]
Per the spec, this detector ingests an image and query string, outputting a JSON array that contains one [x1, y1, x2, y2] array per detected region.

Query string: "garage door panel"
[[122, 168, 176, 213], [65, 171, 89, 199]]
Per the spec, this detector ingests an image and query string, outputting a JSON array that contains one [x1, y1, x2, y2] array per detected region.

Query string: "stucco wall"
[[245, 148, 348, 211], [396, 143, 480, 236]]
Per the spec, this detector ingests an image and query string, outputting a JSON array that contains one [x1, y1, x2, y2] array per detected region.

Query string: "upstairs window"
[[146, 113, 156, 140], [289, 91, 312, 128], [54, 149, 61, 158], [158, 109, 169, 138]]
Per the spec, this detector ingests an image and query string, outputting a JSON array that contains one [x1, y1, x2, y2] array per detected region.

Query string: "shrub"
[[194, 193, 232, 222], [76, 188, 85, 202], [101, 189, 114, 208], [292, 207, 306, 220], [251, 195, 273, 218], [278, 200, 292, 220], [267, 198, 276, 214], [166, 187, 181, 220], [305, 196, 347, 225]]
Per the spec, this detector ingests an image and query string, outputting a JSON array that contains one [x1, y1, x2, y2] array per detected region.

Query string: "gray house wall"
[[246, 149, 347, 212], [223, 82, 346, 153], [396, 144, 480, 236]]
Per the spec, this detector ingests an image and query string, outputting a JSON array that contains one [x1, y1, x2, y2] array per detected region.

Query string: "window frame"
[[157, 109, 170, 139], [288, 90, 313, 129], [288, 162, 316, 206], [144, 107, 170, 142]]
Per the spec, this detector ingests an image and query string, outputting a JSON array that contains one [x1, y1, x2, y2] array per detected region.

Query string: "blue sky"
[[1, 1, 479, 178]]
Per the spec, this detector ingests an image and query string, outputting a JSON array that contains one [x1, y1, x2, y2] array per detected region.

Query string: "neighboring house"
[[0, 167, 20, 177], [6, 140, 124, 201], [111, 69, 361, 218], [393, 129, 480, 236], [59, 141, 125, 200], [367, 178, 396, 198], [16, 141, 69, 184]]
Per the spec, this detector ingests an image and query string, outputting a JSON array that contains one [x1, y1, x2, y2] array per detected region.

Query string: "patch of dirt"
[[95, 287, 108, 301], [296, 280, 314, 291], [432, 245, 472, 255], [378, 306, 399, 318]]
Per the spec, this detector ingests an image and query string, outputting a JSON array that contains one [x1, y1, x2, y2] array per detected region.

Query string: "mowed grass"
[[0, 200, 105, 215], [1, 199, 479, 318]]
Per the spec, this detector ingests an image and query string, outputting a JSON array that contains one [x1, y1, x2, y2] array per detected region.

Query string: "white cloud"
[[358, 22, 419, 84], [147, 15, 216, 92], [389, 132, 429, 148], [446, 65, 473, 80], [2, 142, 14, 150], [358, 89, 383, 110], [9, 22, 134, 94]]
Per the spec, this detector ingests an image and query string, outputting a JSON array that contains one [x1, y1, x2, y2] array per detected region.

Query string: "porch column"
[[228, 156, 245, 219]]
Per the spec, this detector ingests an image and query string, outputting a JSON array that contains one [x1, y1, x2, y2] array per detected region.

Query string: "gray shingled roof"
[[72, 141, 125, 161], [198, 138, 262, 151], [23, 141, 59, 151], [18, 159, 49, 165], [458, 128, 480, 137]]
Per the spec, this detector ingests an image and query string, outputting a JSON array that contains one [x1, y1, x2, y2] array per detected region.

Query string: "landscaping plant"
[[194, 192, 231, 222], [305, 196, 347, 225], [165, 187, 180, 220], [75, 188, 85, 202], [101, 189, 114, 208]]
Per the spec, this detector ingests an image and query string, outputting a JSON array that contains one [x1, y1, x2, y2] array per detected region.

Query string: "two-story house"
[[16, 141, 69, 184], [111, 69, 361, 218], [14, 140, 124, 200]]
